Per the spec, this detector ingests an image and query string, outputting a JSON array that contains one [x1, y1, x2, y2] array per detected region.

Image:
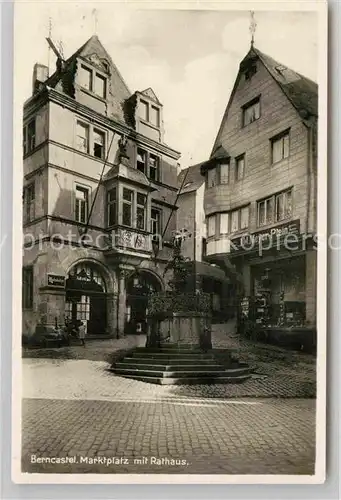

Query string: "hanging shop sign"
[[47, 274, 65, 287], [230, 219, 300, 253]]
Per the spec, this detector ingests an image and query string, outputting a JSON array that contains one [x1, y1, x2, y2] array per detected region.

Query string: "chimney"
[[32, 63, 49, 95]]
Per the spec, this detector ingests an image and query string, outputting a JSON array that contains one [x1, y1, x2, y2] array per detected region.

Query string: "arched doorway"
[[65, 262, 108, 336], [125, 270, 162, 334]]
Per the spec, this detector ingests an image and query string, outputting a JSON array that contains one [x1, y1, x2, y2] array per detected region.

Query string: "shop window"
[[93, 129, 105, 159], [76, 122, 89, 153], [236, 154, 245, 181], [207, 168, 217, 188], [22, 266, 33, 309], [151, 208, 162, 240], [275, 189, 292, 221], [25, 183, 35, 223], [207, 215, 216, 237], [23, 119, 36, 155], [220, 162, 230, 184], [219, 213, 229, 234], [242, 97, 260, 126], [136, 193, 147, 230], [271, 130, 290, 163], [122, 188, 133, 227], [107, 187, 117, 227], [75, 185, 89, 223]]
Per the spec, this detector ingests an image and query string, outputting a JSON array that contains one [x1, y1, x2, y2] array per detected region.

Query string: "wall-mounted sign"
[[231, 219, 300, 253], [47, 274, 65, 287]]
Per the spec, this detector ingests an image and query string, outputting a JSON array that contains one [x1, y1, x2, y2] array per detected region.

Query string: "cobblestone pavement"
[[22, 397, 315, 475], [21, 326, 316, 475], [22, 356, 316, 475]]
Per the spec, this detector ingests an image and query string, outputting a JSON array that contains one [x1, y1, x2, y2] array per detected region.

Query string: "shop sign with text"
[[231, 220, 301, 252]]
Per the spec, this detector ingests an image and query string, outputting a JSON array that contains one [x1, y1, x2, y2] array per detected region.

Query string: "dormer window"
[[138, 99, 161, 129], [94, 73, 106, 99], [150, 105, 160, 127], [78, 62, 107, 99]]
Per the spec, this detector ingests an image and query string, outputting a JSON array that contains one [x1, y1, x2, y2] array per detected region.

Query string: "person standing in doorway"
[[78, 320, 86, 347]]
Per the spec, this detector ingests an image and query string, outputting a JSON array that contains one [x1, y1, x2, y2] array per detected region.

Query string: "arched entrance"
[[125, 270, 162, 334], [65, 262, 108, 335]]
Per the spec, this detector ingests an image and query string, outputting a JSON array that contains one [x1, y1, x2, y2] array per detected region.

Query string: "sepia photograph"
[[13, 1, 327, 483]]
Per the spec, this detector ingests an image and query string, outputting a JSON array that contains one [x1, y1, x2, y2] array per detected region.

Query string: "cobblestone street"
[[21, 350, 316, 475]]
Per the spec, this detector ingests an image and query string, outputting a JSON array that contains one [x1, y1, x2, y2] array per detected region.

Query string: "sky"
[[15, 2, 318, 167]]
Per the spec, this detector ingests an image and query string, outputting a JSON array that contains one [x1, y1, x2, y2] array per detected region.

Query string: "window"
[[139, 99, 161, 128], [207, 215, 216, 237], [107, 188, 117, 227], [136, 148, 161, 181], [151, 208, 162, 240], [79, 65, 92, 91], [236, 155, 245, 181], [79, 65, 107, 99], [149, 154, 160, 181], [245, 63, 257, 81], [231, 210, 239, 233], [150, 106, 160, 127], [219, 213, 229, 234], [242, 98, 260, 126], [140, 100, 149, 121], [25, 183, 35, 223], [220, 163, 230, 184], [75, 186, 89, 223], [136, 193, 146, 230], [122, 188, 133, 227], [94, 73, 106, 99], [240, 206, 249, 229], [258, 197, 274, 226], [258, 189, 292, 226], [137, 148, 147, 174], [217, 206, 249, 234], [22, 267, 33, 309], [272, 131, 290, 163], [207, 168, 217, 188], [23, 119, 36, 155], [76, 122, 89, 153], [275, 189, 292, 222], [93, 129, 105, 159]]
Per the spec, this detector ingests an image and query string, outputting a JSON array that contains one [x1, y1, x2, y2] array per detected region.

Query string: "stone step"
[[116, 361, 227, 371], [111, 374, 251, 385], [118, 357, 230, 366], [131, 351, 216, 360], [112, 367, 250, 378]]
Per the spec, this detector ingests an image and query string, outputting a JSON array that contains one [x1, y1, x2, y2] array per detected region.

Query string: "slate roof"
[[177, 163, 206, 194], [253, 48, 318, 119]]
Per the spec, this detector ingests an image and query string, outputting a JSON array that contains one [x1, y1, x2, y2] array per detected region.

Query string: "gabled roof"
[[46, 35, 131, 96], [211, 46, 318, 157], [178, 163, 206, 194], [253, 48, 318, 119], [139, 87, 161, 105]]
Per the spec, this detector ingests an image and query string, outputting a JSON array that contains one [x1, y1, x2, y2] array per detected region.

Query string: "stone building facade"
[[22, 35, 180, 338], [176, 164, 233, 321], [201, 46, 318, 329]]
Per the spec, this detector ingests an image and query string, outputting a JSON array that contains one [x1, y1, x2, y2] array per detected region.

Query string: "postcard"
[[12, 0, 327, 484]]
